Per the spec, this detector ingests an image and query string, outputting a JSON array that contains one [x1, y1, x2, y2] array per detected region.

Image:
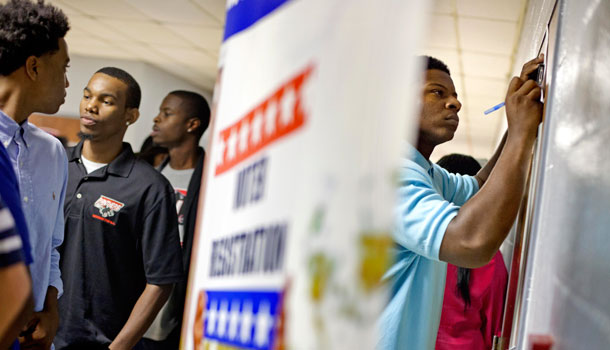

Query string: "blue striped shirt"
[[0, 109, 67, 312]]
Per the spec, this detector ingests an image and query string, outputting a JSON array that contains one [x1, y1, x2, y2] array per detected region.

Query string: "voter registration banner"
[[182, 1, 430, 349]]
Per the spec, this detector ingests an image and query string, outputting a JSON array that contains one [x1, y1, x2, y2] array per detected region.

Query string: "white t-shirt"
[[81, 155, 107, 174]]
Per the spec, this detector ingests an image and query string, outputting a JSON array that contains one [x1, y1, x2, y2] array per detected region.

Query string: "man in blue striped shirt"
[[0, 1, 71, 348]]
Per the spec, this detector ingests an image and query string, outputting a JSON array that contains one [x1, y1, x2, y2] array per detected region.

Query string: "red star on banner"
[[214, 65, 314, 176]]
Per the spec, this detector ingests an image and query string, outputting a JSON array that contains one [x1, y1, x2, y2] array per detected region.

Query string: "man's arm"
[[109, 283, 173, 350], [439, 56, 544, 268], [473, 55, 544, 188], [0, 263, 33, 349], [474, 131, 507, 188], [20, 286, 59, 349]]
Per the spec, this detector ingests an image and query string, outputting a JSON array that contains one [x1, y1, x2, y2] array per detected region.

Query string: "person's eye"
[[103, 100, 113, 106], [83, 95, 90, 100], [432, 89, 443, 97]]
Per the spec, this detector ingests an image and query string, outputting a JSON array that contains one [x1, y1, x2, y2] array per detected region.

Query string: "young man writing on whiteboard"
[[379, 54, 544, 349]]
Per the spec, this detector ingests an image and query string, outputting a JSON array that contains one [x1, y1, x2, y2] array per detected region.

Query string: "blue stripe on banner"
[[223, 0, 290, 41], [204, 290, 281, 350]]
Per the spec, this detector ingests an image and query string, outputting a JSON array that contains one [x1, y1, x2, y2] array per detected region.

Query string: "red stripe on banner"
[[214, 65, 314, 176], [92, 214, 116, 226]]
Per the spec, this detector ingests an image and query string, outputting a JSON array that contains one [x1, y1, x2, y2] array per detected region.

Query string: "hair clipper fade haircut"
[[168, 90, 211, 139], [420, 55, 451, 76], [0, 0, 70, 76], [96, 67, 142, 109]]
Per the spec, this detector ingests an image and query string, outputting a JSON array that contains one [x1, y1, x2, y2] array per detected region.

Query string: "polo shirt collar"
[[69, 141, 136, 178], [405, 142, 433, 173]]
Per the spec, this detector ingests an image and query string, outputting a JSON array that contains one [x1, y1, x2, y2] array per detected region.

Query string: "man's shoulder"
[[400, 156, 434, 185], [25, 123, 67, 156], [131, 157, 174, 193]]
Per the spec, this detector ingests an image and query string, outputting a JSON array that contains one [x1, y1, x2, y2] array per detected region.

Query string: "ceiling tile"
[[424, 14, 458, 50], [48, 0, 82, 15], [164, 24, 223, 52], [463, 76, 507, 99], [431, 0, 453, 15], [150, 46, 217, 70], [156, 63, 216, 91], [466, 96, 507, 121], [457, 0, 524, 22], [191, 0, 226, 23], [125, 0, 218, 26], [461, 52, 510, 79], [112, 41, 171, 65], [68, 15, 133, 43], [69, 43, 138, 61], [55, 0, 148, 20], [98, 19, 192, 46], [459, 18, 518, 55]]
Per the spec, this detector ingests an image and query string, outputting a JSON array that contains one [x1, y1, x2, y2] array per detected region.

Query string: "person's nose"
[[446, 96, 462, 112], [85, 98, 97, 114]]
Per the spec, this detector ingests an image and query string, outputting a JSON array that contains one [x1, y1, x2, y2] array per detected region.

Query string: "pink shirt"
[[435, 251, 508, 350]]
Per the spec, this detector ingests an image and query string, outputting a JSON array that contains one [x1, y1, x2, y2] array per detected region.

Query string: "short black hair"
[[168, 90, 210, 139], [422, 55, 451, 76], [437, 153, 481, 176], [0, 0, 70, 76], [96, 67, 141, 109]]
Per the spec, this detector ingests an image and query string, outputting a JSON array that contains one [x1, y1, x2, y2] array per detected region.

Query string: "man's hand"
[[19, 287, 59, 350], [19, 310, 59, 350], [193, 290, 206, 350], [505, 56, 544, 140]]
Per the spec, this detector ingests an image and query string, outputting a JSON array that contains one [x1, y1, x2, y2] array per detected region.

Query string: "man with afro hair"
[[0, 0, 70, 348]]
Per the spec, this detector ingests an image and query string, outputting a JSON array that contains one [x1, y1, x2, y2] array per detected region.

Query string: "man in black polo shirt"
[[56, 67, 183, 350]]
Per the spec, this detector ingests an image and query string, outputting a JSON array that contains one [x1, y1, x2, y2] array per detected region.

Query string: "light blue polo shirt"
[[378, 144, 479, 349]]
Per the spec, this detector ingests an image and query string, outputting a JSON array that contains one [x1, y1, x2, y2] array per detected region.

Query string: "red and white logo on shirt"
[[94, 195, 124, 218]]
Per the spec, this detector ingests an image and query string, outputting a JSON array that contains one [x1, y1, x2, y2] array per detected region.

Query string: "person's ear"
[[125, 108, 140, 126], [186, 117, 201, 134], [25, 56, 39, 81]]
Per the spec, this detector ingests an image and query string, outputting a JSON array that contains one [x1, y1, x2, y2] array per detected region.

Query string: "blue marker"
[[484, 101, 505, 115]]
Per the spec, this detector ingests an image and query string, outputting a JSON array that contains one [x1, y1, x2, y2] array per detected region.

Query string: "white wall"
[[512, 1, 610, 349], [58, 54, 213, 150]]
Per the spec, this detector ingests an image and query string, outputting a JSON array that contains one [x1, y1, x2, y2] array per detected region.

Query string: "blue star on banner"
[[205, 290, 281, 350]]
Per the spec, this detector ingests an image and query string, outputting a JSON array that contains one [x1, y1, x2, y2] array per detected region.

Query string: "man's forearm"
[[0, 264, 33, 348], [442, 132, 536, 268], [475, 131, 507, 187], [110, 284, 172, 350], [43, 286, 58, 313]]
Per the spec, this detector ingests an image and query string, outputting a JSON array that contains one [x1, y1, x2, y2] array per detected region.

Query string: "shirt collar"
[[405, 142, 433, 173], [68, 141, 136, 178], [0, 109, 22, 147]]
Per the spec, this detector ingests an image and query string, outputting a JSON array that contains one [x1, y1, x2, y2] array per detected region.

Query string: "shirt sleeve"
[[433, 164, 479, 206], [394, 165, 461, 261], [0, 199, 24, 268], [141, 184, 184, 285], [48, 155, 68, 297]]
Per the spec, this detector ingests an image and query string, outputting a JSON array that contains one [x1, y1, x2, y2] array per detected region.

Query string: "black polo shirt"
[[56, 142, 183, 349]]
